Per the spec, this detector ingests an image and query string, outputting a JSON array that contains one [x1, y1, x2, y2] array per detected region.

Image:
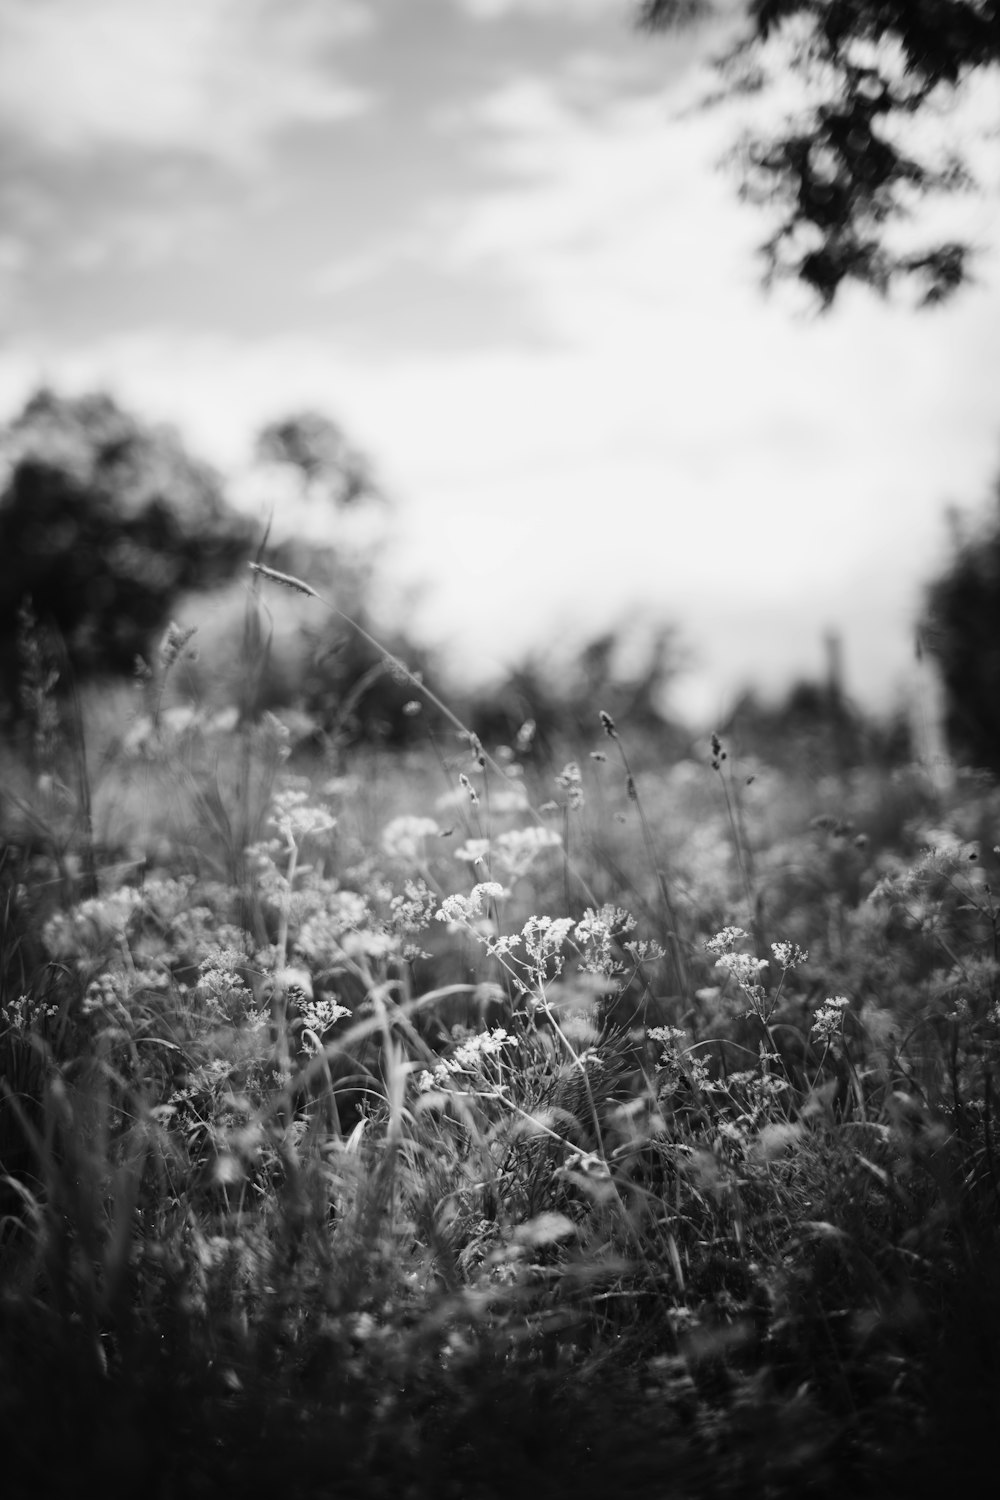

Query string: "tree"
[[639, 1, 1000, 305], [922, 484, 1000, 772], [255, 410, 380, 509], [0, 388, 253, 705]]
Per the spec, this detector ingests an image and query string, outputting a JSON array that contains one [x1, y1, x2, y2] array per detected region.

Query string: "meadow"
[[1, 579, 999, 1498]]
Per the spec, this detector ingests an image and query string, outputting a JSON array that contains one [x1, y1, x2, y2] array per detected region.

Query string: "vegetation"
[[1, 572, 998, 1498], [923, 484, 1000, 776], [0, 389, 253, 713], [639, 1, 1000, 304]]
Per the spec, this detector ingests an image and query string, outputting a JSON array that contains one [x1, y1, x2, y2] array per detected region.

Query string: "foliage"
[[0, 389, 253, 710], [922, 487, 1000, 773], [2, 622, 1000, 1495], [466, 620, 689, 759], [256, 409, 381, 508], [639, 0, 1000, 304]]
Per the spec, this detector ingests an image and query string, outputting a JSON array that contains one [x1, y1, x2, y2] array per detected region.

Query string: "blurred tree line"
[[0, 389, 690, 754], [1, 385, 996, 770], [923, 488, 1000, 774], [0, 389, 250, 691], [0, 390, 437, 747]]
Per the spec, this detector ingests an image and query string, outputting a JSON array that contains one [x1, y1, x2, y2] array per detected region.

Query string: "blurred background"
[[0, 0, 998, 756]]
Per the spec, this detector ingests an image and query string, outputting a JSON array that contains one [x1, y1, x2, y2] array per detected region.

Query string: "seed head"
[[248, 562, 317, 599]]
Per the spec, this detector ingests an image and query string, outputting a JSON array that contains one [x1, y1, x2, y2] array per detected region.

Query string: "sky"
[[0, 0, 998, 726]]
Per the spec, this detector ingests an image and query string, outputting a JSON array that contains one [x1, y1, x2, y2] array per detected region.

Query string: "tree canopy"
[[922, 487, 1000, 773], [0, 389, 253, 700], [639, 1, 1000, 304], [255, 410, 381, 508]]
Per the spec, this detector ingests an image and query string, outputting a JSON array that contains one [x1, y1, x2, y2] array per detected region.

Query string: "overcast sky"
[[1, 0, 998, 725]]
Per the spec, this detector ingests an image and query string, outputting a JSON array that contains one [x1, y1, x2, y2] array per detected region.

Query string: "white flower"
[[381, 815, 440, 864], [454, 838, 492, 866], [494, 826, 562, 877], [811, 995, 851, 1041], [436, 882, 505, 927], [705, 927, 748, 957], [268, 786, 336, 845], [771, 941, 808, 969], [715, 952, 769, 986], [419, 1027, 513, 1090]]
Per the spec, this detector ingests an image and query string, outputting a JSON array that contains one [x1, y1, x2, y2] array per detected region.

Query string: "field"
[[2, 598, 999, 1498]]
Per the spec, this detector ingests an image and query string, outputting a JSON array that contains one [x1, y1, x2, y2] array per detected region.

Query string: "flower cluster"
[[575, 905, 636, 976], [43, 888, 143, 961], [812, 995, 851, 1042], [454, 827, 562, 880], [417, 1027, 513, 1092], [555, 761, 585, 811], [771, 941, 808, 970], [436, 883, 506, 927], [298, 995, 353, 1055], [381, 816, 441, 866], [648, 1025, 713, 1098], [521, 914, 576, 967], [267, 784, 337, 847], [706, 927, 773, 1021]]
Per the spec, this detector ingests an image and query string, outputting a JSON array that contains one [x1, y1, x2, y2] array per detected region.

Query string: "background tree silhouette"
[[237, 409, 437, 746], [255, 410, 380, 510], [922, 480, 1000, 773], [640, 1, 999, 305], [0, 388, 253, 713]]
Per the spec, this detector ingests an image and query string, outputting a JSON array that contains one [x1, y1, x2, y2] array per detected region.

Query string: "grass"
[[1, 590, 999, 1497]]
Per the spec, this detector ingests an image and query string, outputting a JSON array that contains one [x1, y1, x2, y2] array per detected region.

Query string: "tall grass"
[[1, 582, 999, 1497]]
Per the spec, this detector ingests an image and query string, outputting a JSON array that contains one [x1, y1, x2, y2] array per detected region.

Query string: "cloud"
[[454, 0, 623, 18], [0, 0, 374, 165], [0, 27, 997, 723]]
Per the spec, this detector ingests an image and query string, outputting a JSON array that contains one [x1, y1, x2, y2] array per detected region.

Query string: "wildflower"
[[522, 914, 575, 964], [705, 927, 748, 957], [771, 941, 808, 969], [418, 1027, 513, 1090], [493, 826, 562, 878], [436, 883, 505, 926], [575, 905, 635, 975], [555, 761, 584, 810], [268, 786, 336, 846], [624, 939, 666, 964], [490, 787, 529, 814], [599, 710, 617, 738], [197, 948, 251, 1007], [299, 995, 352, 1053], [715, 952, 769, 986], [515, 719, 536, 753], [812, 995, 851, 1042], [381, 815, 440, 864], [402, 699, 422, 716], [454, 838, 491, 867], [389, 880, 437, 934]]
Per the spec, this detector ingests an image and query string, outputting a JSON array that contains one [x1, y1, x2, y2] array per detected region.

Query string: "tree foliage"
[[640, 1, 999, 304], [0, 389, 253, 702], [923, 489, 1000, 773], [255, 410, 380, 508]]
